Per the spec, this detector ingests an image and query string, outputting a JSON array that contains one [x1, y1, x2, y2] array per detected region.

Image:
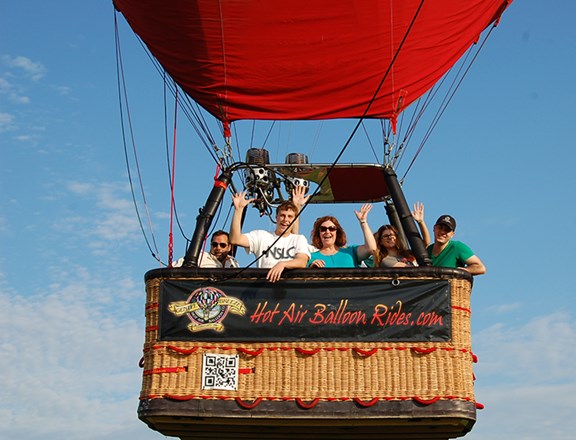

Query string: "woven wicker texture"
[[141, 276, 474, 403]]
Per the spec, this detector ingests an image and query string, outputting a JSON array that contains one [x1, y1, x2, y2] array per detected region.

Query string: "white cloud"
[[0, 268, 162, 440], [60, 181, 143, 252], [0, 76, 10, 91], [486, 302, 521, 314], [67, 181, 94, 194], [9, 93, 30, 104], [0, 112, 15, 131], [14, 134, 34, 142], [466, 312, 576, 439], [474, 312, 576, 382], [470, 383, 576, 440], [2, 55, 47, 81]]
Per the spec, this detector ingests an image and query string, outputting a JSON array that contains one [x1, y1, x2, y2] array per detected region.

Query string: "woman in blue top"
[[308, 204, 377, 268]]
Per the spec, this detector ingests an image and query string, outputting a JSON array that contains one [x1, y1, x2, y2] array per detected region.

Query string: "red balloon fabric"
[[115, 0, 511, 125]]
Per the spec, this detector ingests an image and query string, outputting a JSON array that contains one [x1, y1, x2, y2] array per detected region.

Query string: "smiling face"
[[311, 216, 346, 249], [210, 233, 231, 262], [380, 228, 398, 251], [275, 207, 297, 235], [318, 220, 338, 248], [433, 223, 455, 245]]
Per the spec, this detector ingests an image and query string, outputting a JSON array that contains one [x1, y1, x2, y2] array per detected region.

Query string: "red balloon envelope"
[[114, 0, 511, 126]]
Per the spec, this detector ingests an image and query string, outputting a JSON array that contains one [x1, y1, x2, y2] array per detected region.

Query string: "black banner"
[[158, 279, 451, 342]]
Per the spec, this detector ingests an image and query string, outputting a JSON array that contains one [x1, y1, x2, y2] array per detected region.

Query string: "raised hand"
[[291, 185, 310, 208], [354, 203, 373, 222], [232, 191, 254, 210], [412, 202, 425, 223]]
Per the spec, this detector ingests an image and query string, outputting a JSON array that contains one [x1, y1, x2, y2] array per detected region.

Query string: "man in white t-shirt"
[[230, 191, 310, 282]]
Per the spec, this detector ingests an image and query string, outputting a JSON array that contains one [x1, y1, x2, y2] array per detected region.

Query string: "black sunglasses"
[[211, 242, 228, 248], [319, 226, 337, 232]]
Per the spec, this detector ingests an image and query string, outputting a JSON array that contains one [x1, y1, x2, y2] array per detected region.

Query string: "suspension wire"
[[361, 121, 380, 162], [167, 88, 179, 266], [212, 0, 428, 283], [250, 120, 256, 148], [309, 120, 324, 159], [130, 33, 223, 167], [114, 13, 163, 265], [401, 22, 498, 181], [162, 77, 190, 243], [261, 121, 277, 148]]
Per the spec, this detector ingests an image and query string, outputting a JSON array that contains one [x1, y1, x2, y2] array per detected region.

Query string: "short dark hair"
[[211, 230, 230, 241]]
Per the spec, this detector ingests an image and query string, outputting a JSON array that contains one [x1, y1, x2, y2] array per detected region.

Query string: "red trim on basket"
[[353, 347, 378, 356], [143, 394, 480, 408], [143, 366, 187, 375], [296, 398, 320, 409], [145, 302, 158, 310], [165, 394, 196, 401], [237, 347, 265, 356], [411, 347, 436, 354], [235, 397, 263, 409], [452, 305, 471, 314], [353, 397, 380, 407], [239, 368, 255, 374], [414, 396, 441, 405], [145, 325, 158, 332], [296, 347, 321, 355], [165, 345, 199, 355]]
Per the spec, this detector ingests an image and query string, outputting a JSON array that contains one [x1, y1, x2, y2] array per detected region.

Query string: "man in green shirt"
[[427, 215, 486, 275]]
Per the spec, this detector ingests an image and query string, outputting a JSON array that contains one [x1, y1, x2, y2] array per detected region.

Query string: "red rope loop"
[[237, 347, 265, 356], [413, 396, 441, 405], [166, 345, 199, 355], [235, 397, 263, 409], [452, 305, 471, 314], [296, 347, 321, 355], [411, 347, 436, 354], [165, 394, 195, 401], [353, 397, 380, 407], [295, 398, 320, 409], [352, 347, 378, 357]]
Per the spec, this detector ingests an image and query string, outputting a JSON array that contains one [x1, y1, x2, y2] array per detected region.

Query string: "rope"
[[167, 89, 179, 266], [114, 12, 163, 265]]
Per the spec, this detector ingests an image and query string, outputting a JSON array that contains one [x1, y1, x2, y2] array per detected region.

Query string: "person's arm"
[[289, 185, 309, 235], [266, 253, 309, 282], [463, 255, 486, 275], [354, 204, 377, 261], [229, 192, 253, 249], [412, 201, 431, 247]]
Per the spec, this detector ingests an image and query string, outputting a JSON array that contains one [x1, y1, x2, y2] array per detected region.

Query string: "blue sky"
[[1, 1, 576, 439]]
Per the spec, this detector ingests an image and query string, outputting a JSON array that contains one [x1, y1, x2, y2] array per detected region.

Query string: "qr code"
[[202, 353, 239, 391]]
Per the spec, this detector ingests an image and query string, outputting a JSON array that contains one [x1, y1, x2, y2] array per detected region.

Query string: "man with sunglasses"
[[194, 230, 239, 268]]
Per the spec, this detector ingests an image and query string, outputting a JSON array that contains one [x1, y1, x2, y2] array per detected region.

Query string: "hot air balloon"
[[113, 1, 512, 438]]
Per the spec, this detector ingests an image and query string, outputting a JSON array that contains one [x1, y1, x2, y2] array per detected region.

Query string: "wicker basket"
[[140, 270, 474, 406]]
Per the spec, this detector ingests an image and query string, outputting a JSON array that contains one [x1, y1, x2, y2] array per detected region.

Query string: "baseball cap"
[[435, 215, 456, 231]]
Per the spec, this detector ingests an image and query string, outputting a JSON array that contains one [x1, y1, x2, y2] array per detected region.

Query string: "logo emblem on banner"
[[168, 287, 246, 332]]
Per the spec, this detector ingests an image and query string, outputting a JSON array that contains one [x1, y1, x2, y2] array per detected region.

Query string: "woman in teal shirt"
[[308, 204, 377, 268]]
